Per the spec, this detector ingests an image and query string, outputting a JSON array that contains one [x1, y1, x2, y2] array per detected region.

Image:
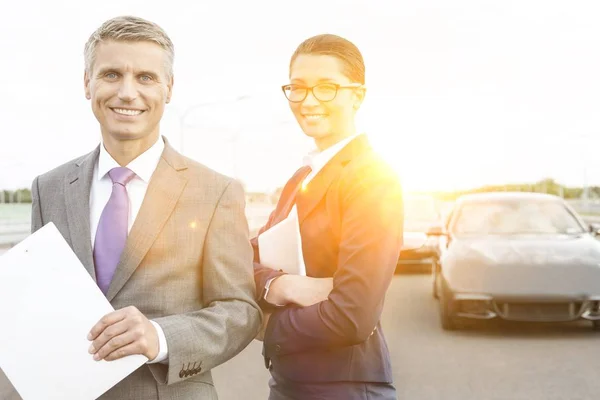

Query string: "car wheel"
[[428, 258, 436, 274], [439, 279, 458, 330], [394, 257, 404, 274], [592, 320, 600, 331]]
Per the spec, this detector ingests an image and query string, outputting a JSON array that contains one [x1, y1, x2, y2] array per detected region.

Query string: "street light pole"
[[177, 95, 252, 156]]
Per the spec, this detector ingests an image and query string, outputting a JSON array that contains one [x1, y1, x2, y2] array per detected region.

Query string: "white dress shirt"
[[301, 133, 362, 186], [263, 133, 362, 303], [90, 137, 169, 364]]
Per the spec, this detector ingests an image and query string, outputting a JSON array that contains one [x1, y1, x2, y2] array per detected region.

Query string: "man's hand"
[[87, 306, 159, 362], [267, 275, 333, 307], [255, 312, 271, 341]]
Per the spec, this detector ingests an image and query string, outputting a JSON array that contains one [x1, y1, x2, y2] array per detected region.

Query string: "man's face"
[[84, 40, 173, 144]]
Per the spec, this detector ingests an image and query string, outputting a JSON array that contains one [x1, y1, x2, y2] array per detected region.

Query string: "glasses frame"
[[281, 82, 363, 103]]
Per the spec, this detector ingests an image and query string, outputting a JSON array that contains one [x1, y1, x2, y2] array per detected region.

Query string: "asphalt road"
[[212, 273, 600, 400], [2, 201, 600, 399]]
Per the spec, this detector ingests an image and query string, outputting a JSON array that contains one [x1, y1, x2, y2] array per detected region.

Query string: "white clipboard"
[[258, 206, 306, 276], [0, 223, 146, 400]]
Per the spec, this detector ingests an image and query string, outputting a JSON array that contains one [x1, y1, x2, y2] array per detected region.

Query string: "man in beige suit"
[[0, 15, 261, 400]]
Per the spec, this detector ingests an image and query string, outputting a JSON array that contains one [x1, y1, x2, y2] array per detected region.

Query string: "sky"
[[1, 0, 599, 193]]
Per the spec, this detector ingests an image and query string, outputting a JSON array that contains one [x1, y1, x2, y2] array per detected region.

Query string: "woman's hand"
[[266, 275, 333, 307]]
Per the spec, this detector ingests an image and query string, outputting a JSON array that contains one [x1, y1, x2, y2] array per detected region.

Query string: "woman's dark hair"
[[290, 34, 365, 84]]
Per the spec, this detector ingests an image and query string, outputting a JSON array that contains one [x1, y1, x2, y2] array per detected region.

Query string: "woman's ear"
[[353, 86, 366, 110]]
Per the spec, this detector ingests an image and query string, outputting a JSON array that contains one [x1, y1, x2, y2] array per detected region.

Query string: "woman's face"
[[287, 54, 364, 148]]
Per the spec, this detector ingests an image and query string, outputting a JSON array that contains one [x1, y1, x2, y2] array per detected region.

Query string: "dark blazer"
[[253, 134, 404, 383]]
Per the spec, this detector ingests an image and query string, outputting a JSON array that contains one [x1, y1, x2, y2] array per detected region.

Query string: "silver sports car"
[[429, 192, 600, 330]]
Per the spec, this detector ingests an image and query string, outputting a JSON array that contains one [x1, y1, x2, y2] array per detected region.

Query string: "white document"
[[0, 223, 147, 400], [258, 206, 306, 276]]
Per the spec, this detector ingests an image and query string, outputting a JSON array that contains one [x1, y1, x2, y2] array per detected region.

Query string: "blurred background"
[[2, 0, 600, 242], [2, 1, 600, 399]]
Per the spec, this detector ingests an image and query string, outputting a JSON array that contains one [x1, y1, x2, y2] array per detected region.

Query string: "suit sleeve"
[[263, 162, 403, 357], [149, 180, 262, 385], [31, 176, 43, 233]]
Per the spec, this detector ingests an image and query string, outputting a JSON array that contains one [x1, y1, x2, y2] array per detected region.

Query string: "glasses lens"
[[284, 85, 307, 102], [313, 84, 338, 101]]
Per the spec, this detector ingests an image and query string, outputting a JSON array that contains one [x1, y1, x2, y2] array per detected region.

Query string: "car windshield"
[[404, 195, 439, 232], [451, 200, 585, 235]]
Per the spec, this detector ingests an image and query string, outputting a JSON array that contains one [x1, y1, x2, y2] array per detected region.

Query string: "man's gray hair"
[[84, 16, 174, 78]]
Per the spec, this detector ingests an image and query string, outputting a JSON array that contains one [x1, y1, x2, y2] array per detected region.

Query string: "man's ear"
[[84, 70, 91, 100], [166, 75, 174, 104]]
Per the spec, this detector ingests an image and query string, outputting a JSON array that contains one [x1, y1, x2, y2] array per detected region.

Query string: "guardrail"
[[1, 201, 598, 252], [0, 222, 29, 248], [0, 203, 274, 251]]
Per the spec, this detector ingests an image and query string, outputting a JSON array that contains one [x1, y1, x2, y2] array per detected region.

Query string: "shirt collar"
[[97, 137, 165, 183], [303, 133, 361, 171]]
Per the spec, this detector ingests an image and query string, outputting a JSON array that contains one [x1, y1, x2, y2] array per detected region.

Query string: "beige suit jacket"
[[0, 137, 261, 400]]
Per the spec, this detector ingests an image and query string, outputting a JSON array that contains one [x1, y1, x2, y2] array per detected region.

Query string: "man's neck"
[[101, 133, 160, 166]]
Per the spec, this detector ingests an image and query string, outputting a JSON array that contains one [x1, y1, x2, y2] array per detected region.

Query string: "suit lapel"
[[271, 166, 312, 227], [106, 141, 188, 301], [296, 134, 370, 225], [64, 147, 100, 280]]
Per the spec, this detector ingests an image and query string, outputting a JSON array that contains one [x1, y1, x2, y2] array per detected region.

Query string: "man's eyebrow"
[[137, 70, 160, 79], [95, 66, 120, 76], [94, 67, 161, 80]]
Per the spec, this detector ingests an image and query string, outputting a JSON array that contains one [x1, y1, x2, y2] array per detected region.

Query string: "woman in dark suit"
[[253, 33, 404, 400]]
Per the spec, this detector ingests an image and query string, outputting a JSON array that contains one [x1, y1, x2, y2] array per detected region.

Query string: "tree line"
[[0, 189, 32, 203], [429, 178, 597, 202], [2, 178, 599, 205]]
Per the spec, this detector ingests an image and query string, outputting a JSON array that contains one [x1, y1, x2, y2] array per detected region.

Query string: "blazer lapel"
[[64, 147, 100, 280], [270, 166, 312, 227], [296, 134, 370, 225], [106, 141, 188, 301]]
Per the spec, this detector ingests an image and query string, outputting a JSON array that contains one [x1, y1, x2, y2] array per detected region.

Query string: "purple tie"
[[93, 167, 136, 294]]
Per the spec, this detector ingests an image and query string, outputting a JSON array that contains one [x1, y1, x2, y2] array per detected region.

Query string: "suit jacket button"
[[275, 345, 281, 352]]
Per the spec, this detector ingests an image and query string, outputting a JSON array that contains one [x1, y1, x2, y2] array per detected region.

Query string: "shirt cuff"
[[147, 320, 169, 364], [264, 276, 287, 307]]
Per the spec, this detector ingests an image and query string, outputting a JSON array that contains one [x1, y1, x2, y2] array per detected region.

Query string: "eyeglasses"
[[281, 83, 363, 103]]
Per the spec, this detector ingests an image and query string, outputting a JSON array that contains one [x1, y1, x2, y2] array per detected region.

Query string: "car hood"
[[447, 234, 600, 267]]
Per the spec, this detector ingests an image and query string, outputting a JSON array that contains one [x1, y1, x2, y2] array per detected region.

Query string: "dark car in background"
[[397, 194, 442, 272], [430, 192, 600, 330]]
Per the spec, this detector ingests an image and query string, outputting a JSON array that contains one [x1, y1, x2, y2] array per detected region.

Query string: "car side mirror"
[[426, 224, 445, 236], [589, 223, 600, 236]]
